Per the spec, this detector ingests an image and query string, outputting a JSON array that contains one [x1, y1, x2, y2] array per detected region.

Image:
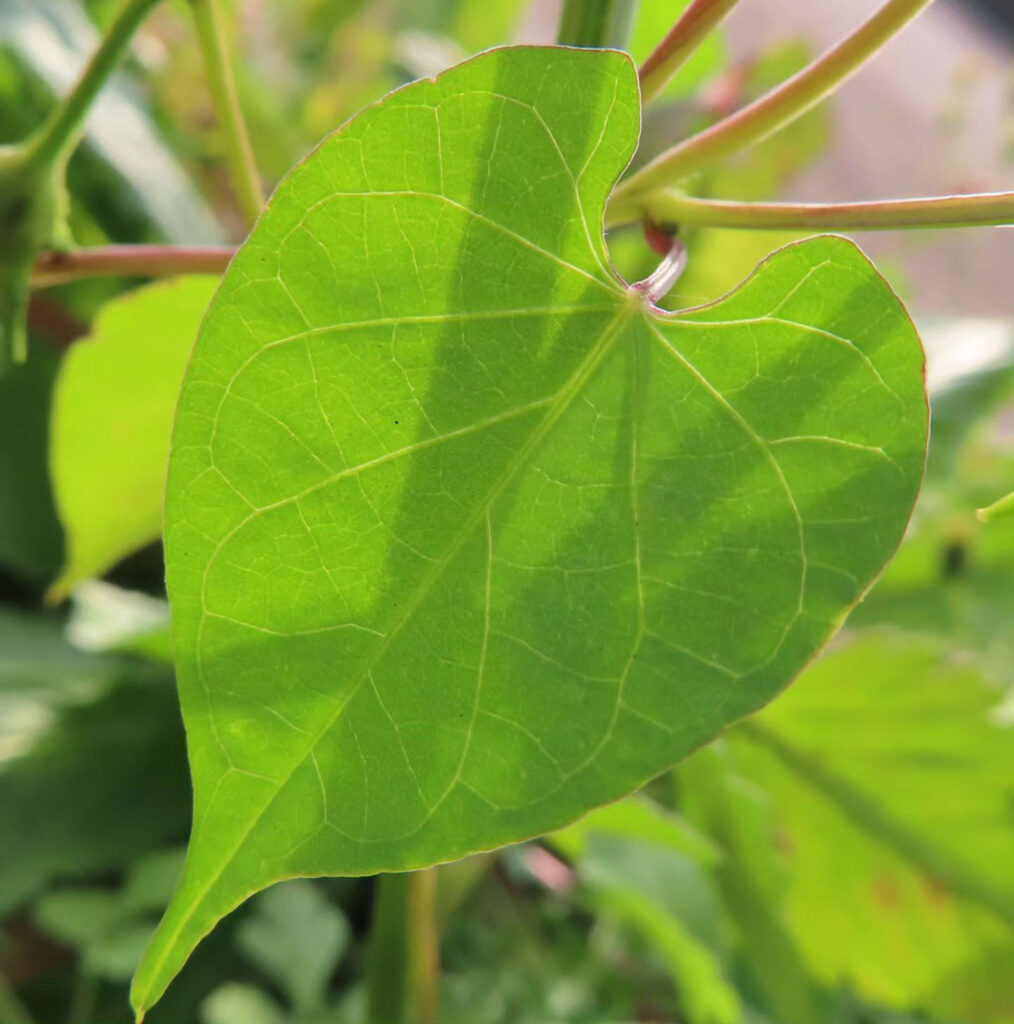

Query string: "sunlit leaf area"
[[0, 1, 1011, 1023]]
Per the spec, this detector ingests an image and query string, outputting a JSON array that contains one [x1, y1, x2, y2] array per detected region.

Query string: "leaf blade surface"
[[134, 46, 927, 1015]]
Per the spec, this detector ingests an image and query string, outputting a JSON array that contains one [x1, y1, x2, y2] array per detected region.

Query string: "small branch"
[[26, 0, 164, 167], [31, 245, 235, 288], [739, 720, 1014, 928], [612, 189, 1014, 231], [639, 0, 743, 106], [615, 0, 935, 200], [366, 870, 440, 1024], [189, 0, 264, 226], [556, 0, 639, 49]]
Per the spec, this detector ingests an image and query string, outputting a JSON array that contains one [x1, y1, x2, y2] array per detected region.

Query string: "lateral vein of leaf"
[[646, 320, 808, 658], [148, 308, 634, 991], [665, 314, 900, 403], [280, 188, 617, 293], [441, 510, 496, 806], [217, 394, 560, 520], [213, 304, 619, 376]]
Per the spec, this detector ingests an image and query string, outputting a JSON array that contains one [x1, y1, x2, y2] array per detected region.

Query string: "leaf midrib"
[[141, 299, 638, 998]]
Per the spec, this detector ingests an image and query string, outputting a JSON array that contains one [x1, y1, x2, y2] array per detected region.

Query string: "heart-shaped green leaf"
[[133, 46, 927, 1016]]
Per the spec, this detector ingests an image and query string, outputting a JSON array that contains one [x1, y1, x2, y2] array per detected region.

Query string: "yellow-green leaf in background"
[[48, 276, 218, 600]]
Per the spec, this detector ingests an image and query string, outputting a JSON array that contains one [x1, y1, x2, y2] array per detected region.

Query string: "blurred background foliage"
[[0, 1, 1012, 1022]]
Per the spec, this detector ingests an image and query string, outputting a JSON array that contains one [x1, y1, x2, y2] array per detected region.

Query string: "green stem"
[[366, 870, 439, 1024], [739, 720, 1014, 927], [614, 0, 934, 201], [557, 0, 639, 48], [31, 244, 235, 288], [189, 0, 264, 226], [25, 0, 163, 167], [610, 189, 1014, 231], [67, 972, 97, 1024], [639, 0, 743, 106]]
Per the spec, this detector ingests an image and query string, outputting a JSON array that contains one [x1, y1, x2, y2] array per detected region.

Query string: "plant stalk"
[[639, 0, 743, 105], [739, 720, 1014, 927], [189, 0, 264, 226], [614, 0, 935, 202], [31, 245, 235, 288], [25, 0, 164, 168], [557, 0, 639, 48], [609, 189, 1014, 231], [366, 870, 440, 1024]]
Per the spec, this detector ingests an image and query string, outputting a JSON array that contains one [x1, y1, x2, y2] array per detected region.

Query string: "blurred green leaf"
[[679, 745, 822, 1024], [49, 276, 218, 599], [551, 796, 740, 1024], [727, 633, 1014, 1019], [0, 661, 189, 913], [582, 851, 740, 1024], [202, 983, 287, 1024], [551, 794, 719, 867], [237, 881, 349, 1014], [36, 888, 124, 946], [0, 608, 116, 764], [123, 848, 186, 913], [34, 850, 184, 983]]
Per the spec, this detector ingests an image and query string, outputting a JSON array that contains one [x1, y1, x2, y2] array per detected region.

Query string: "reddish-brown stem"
[[614, 0, 935, 206], [639, 0, 743, 106], [621, 190, 1014, 231], [31, 245, 235, 288]]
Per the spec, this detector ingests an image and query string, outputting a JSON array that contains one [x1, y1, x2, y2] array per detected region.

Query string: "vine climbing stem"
[[31, 245, 235, 288], [189, 0, 264, 226], [638, 0, 743, 105], [556, 0, 640, 49], [611, 0, 936, 210], [607, 190, 1014, 232], [366, 869, 440, 1024], [25, 0, 165, 168]]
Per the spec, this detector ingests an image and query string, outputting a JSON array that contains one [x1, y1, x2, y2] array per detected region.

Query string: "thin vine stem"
[[556, 0, 639, 49], [25, 0, 164, 167], [31, 176, 1014, 295], [639, 0, 743, 106], [366, 870, 439, 1024], [189, 0, 264, 226], [31, 245, 235, 288], [613, 0, 935, 208], [612, 189, 1014, 231]]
